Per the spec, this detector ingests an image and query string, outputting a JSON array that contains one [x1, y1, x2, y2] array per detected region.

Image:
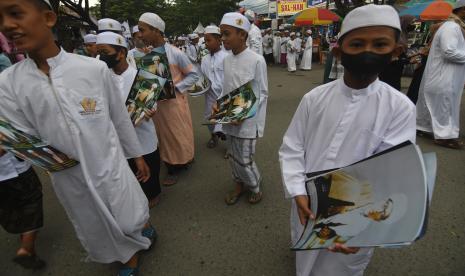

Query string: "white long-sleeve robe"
[[416, 21, 465, 139], [263, 34, 273, 55], [279, 79, 416, 276], [286, 39, 297, 72], [111, 66, 158, 155], [201, 48, 229, 133], [247, 24, 263, 56], [0, 50, 150, 263], [300, 37, 313, 70], [273, 35, 281, 64], [221, 48, 268, 139], [186, 43, 199, 64]]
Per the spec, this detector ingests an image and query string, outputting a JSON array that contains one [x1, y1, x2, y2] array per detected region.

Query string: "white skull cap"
[[339, 4, 401, 40], [205, 25, 221, 35], [139, 13, 166, 33], [96, 31, 128, 49], [98, 18, 122, 33], [220, 12, 251, 32], [244, 10, 256, 21], [83, 34, 97, 44], [455, 0, 465, 9]]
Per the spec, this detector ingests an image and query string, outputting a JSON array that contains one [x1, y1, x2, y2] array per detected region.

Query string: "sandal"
[[417, 130, 433, 138], [248, 191, 263, 205], [216, 132, 227, 141], [13, 254, 46, 270], [225, 190, 244, 205], [142, 224, 158, 250], [148, 196, 160, 209], [434, 139, 463, 149], [207, 137, 218, 149], [118, 267, 139, 276], [162, 174, 178, 186]]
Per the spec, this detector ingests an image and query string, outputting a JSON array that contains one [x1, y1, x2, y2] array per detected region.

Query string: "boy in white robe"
[[287, 32, 298, 72], [245, 10, 263, 56], [186, 33, 200, 65], [83, 34, 97, 58], [0, 1, 155, 275], [300, 30, 313, 70], [263, 28, 274, 64], [273, 31, 282, 64], [127, 26, 151, 68], [416, 2, 465, 149], [96, 32, 162, 209], [219, 12, 268, 205], [201, 25, 229, 148], [279, 5, 416, 276], [295, 32, 303, 65], [281, 31, 290, 65]]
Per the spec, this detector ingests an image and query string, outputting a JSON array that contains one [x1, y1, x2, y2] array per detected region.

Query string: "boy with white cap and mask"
[[244, 9, 263, 56], [201, 25, 229, 148], [219, 12, 268, 205], [138, 12, 199, 186], [279, 5, 416, 275], [0, 1, 156, 275], [98, 18, 137, 68], [96, 31, 162, 209], [83, 33, 98, 57]]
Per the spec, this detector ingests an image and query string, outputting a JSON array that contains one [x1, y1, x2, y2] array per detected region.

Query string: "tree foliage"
[[332, 0, 397, 17], [49, 0, 97, 28], [100, 0, 240, 35]]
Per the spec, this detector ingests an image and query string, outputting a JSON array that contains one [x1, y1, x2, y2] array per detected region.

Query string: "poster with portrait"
[[292, 142, 436, 250], [133, 51, 176, 100], [126, 69, 166, 126], [0, 118, 79, 172], [204, 82, 257, 125]]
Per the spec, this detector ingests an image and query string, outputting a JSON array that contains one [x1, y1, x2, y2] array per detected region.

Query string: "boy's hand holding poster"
[[205, 82, 257, 125], [126, 69, 166, 126], [187, 74, 211, 97], [0, 118, 79, 172], [292, 142, 436, 251]]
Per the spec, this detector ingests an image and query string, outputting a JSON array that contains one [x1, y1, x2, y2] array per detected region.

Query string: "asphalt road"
[[1, 64, 464, 276]]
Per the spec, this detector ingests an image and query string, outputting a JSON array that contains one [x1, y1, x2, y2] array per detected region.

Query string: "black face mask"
[[100, 53, 119, 68], [341, 51, 392, 79]]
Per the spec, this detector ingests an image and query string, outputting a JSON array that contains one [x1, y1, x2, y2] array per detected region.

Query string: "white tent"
[[194, 22, 205, 34]]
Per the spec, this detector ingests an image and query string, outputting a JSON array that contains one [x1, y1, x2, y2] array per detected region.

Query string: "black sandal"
[[207, 137, 218, 148], [13, 254, 46, 270], [434, 139, 463, 149]]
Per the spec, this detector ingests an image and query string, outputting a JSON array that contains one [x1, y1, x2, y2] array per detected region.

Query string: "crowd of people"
[[0, 0, 464, 276]]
